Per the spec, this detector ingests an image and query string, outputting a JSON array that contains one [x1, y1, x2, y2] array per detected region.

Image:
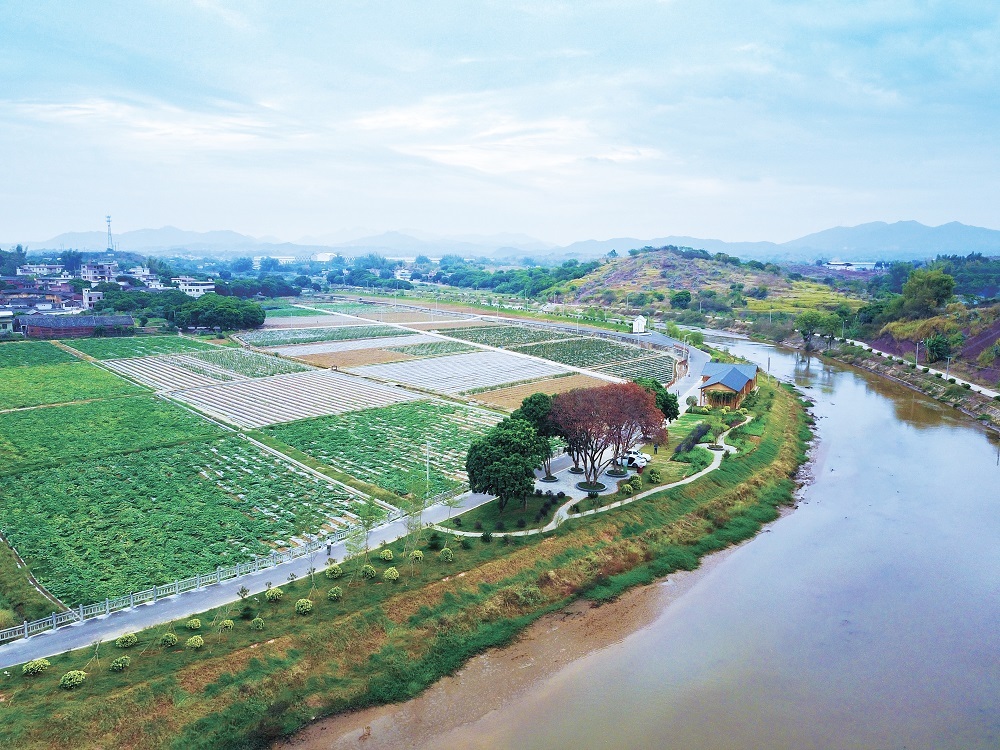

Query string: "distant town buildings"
[[171, 277, 216, 297], [17, 314, 135, 339], [80, 262, 120, 284]]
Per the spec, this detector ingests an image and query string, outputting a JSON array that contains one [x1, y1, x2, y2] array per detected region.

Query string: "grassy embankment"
[[0, 379, 810, 750]]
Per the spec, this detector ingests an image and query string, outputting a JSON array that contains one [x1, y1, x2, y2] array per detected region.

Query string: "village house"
[[698, 361, 759, 408]]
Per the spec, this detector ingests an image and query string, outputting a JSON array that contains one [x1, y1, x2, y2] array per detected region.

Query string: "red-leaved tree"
[[551, 382, 665, 486]]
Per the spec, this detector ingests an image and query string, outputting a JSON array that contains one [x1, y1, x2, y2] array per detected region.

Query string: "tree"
[[354, 502, 387, 565], [925, 334, 951, 363], [670, 290, 691, 309], [901, 269, 955, 318], [511, 393, 559, 478], [795, 310, 826, 351], [633, 377, 680, 422], [818, 313, 841, 348], [550, 383, 665, 486], [466, 418, 546, 513], [230, 257, 254, 273], [60, 249, 83, 274]]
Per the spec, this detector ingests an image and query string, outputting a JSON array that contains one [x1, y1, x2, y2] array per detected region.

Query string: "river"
[[287, 338, 1000, 749]]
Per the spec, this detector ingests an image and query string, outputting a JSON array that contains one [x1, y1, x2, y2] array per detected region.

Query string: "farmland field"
[[0, 361, 146, 410], [297, 349, 415, 368], [384, 341, 477, 358], [348, 350, 569, 394], [513, 337, 651, 368], [745, 280, 865, 314], [238, 325, 411, 347], [263, 305, 323, 318], [0, 396, 225, 474], [267, 400, 501, 497], [171, 369, 421, 428], [188, 348, 310, 378], [597, 353, 676, 384], [267, 333, 437, 357], [0, 436, 368, 605], [474, 373, 612, 410], [0, 341, 78, 368], [442, 325, 575, 348], [104, 356, 230, 390], [64, 336, 218, 360]]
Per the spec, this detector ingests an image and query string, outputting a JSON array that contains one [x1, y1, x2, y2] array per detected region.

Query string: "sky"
[[2, 0, 999, 246]]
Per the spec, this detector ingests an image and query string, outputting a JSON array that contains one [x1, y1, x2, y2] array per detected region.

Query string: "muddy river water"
[[283, 338, 1000, 750]]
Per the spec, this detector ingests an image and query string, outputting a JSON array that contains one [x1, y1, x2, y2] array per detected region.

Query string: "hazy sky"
[[2, 1, 999, 245]]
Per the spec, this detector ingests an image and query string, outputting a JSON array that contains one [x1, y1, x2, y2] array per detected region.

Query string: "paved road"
[[0, 493, 494, 670]]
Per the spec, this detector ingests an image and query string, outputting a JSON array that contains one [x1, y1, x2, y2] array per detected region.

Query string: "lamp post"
[[945, 355, 953, 379]]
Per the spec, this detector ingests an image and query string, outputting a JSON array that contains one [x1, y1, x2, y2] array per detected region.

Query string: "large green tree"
[[633, 377, 680, 422], [466, 418, 547, 512], [511, 392, 559, 478], [901, 268, 955, 318], [795, 310, 826, 351]]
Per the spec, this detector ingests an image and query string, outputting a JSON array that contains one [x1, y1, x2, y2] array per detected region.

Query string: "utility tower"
[[106, 215, 113, 252]]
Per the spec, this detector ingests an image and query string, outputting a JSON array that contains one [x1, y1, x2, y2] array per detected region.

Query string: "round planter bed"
[[605, 468, 628, 478], [568, 467, 585, 475], [575, 481, 607, 492], [539, 475, 559, 483]]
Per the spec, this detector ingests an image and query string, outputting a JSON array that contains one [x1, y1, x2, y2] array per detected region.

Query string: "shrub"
[[219, 619, 234, 632], [962, 382, 971, 390], [481, 531, 493, 543], [453, 517, 462, 527], [160, 632, 178, 648], [534, 488, 543, 497], [239, 605, 254, 621], [517, 518, 526, 528], [115, 633, 138, 649], [648, 468, 662, 483], [379, 548, 394, 562], [186, 618, 201, 630], [556, 490, 566, 499], [628, 475, 642, 490], [361, 564, 377, 579], [250, 618, 264, 631], [109, 656, 131, 672], [460, 538, 472, 550], [620, 484, 634, 497], [545, 489, 553, 497], [185, 636, 205, 650], [324, 564, 343, 579], [59, 670, 87, 690], [265, 587, 283, 603], [21, 658, 50, 677], [327, 586, 343, 602], [383, 567, 400, 582], [295, 599, 313, 615], [495, 521, 506, 532], [409, 549, 423, 562], [587, 491, 599, 499], [427, 532, 443, 551], [569, 503, 581, 514], [439, 547, 454, 562]]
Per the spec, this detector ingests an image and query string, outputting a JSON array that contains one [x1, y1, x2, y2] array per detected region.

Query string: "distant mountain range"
[[18, 220, 1000, 263]]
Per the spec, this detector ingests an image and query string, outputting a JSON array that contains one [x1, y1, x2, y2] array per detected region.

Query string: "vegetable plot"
[[513, 337, 651, 369], [238, 325, 411, 347], [384, 341, 477, 358], [0, 437, 365, 605], [441, 325, 574, 348], [0, 341, 77, 368], [0, 362, 146, 410], [64, 336, 217, 360], [597, 353, 676, 384], [267, 400, 500, 497]]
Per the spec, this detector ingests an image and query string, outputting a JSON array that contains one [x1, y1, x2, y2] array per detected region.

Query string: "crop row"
[[187, 348, 310, 378], [0, 341, 77, 368], [0, 436, 368, 605], [0, 396, 225, 475], [268, 400, 500, 497], [0, 361, 146, 410], [512, 337, 652, 369], [349, 350, 569, 394], [596, 353, 676, 384], [64, 336, 217, 360], [239, 324, 413, 347], [441, 325, 575, 348], [384, 341, 477, 358], [266, 333, 437, 357], [172, 370, 421, 428]]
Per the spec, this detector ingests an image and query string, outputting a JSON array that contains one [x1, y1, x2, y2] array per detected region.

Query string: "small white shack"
[[631, 315, 647, 334]]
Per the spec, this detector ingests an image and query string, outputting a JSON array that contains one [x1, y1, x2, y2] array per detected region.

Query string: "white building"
[[171, 277, 216, 298], [17, 264, 65, 277], [632, 315, 647, 334], [80, 262, 120, 284], [126, 266, 165, 289], [82, 289, 103, 310], [0, 311, 15, 335]]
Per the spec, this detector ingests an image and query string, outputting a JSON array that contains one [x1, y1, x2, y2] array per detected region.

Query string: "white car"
[[623, 449, 652, 463], [621, 450, 651, 469]]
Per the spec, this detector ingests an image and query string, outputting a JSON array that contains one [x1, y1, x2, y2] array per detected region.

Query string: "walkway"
[[843, 338, 999, 399]]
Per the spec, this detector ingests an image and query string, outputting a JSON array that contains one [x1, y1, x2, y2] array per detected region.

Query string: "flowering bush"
[[219, 619, 234, 631], [327, 586, 343, 602], [186, 618, 201, 630], [324, 564, 343, 579], [160, 632, 178, 648], [383, 567, 400, 582], [185, 636, 204, 650], [361, 564, 377, 579], [295, 598, 313, 615], [250, 618, 264, 631], [59, 670, 87, 690], [115, 633, 138, 649], [22, 659, 50, 677], [265, 587, 283, 603], [379, 549, 393, 561], [409, 550, 423, 562], [109, 656, 131, 672]]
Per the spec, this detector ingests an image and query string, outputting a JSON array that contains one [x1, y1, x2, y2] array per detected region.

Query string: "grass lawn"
[[449, 492, 565, 532], [63, 336, 219, 360], [0, 361, 146, 410], [0, 341, 78, 368]]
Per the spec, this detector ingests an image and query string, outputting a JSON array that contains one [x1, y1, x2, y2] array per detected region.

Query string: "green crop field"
[[0, 341, 78, 368], [598, 353, 676, 383], [0, 361, 146, 410], [267, 400, 500, 497], [187, 348, 310, 378], [0, 396, 225, 474], [0, 436, 364, 605], [239, 325, 411, 347], [262, 305, 322, 318], [385, 341, 477, 358], [64, 336, 218, 360], [442, 325, 574, 348], [745, 281, 864, 314], [514, 337, 650, 368]]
